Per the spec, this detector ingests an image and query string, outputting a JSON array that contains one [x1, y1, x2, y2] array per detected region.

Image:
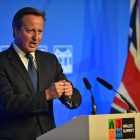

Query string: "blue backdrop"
[[0, 0, 133, 127]]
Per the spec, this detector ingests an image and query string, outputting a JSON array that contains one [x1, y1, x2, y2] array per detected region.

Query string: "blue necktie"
[[26, 54, 38, 92]]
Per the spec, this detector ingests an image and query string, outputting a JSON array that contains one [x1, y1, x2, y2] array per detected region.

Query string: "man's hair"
[[12, 7, 46, 37]]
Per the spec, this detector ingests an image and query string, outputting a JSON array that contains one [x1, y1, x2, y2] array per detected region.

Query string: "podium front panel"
[[37, 113, 140, 140]]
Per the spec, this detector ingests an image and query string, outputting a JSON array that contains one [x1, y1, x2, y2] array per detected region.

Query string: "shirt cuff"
[[66, 100, 73, 108]]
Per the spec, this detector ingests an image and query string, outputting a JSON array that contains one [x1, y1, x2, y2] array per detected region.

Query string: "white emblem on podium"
[[53, 45, 73, 74]]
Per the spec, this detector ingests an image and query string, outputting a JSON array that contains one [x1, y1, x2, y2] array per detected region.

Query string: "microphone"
[[83, 77, 97, 115], [97, 77, 137, 113], [97, 77, 113, 90], [83, 77, 91, 90]]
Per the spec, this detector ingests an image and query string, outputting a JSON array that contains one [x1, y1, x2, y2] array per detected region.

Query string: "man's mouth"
[[30, 42, 37, 47]]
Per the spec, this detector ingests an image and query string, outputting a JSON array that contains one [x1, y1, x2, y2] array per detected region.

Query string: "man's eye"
[[27, 30, 33, 33], [38, 30, 43, 33]]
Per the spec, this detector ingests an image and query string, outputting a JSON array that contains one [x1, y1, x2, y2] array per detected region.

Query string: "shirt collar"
[[13, 41, 36, 60]]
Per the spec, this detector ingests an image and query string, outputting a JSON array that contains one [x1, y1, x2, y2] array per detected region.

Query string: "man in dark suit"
[[0, 7, 81, 140]]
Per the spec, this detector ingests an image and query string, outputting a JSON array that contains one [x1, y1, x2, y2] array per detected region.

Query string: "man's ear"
[[13, 27, 19, 36]]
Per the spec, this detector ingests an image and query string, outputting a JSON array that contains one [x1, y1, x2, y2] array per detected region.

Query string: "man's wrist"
[[64, 96, 73, 108], [45, 89, 51, 100]]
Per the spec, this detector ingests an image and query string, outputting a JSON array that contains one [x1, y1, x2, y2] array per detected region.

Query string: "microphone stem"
[[89, 89, 93, 96], [112, 88, 120, 95], [89, 89, 97, 115], [112, 88, 137, 113]]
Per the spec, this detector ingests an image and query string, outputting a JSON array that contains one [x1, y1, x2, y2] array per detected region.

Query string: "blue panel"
[[0, 0, 131, 127]]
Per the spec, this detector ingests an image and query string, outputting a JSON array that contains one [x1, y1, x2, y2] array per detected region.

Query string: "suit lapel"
[[7, 45, 35, 93]]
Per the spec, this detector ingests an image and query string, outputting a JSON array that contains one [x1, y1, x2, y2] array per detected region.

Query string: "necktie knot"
[[26, 53, 33, 60]]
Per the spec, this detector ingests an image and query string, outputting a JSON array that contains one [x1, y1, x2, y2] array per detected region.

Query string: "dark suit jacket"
[[0, 45, 81, 140]]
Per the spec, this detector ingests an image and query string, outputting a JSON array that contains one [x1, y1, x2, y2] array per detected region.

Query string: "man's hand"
[[45, 80, 73, 101], [45, 80, 65, 100], [63, 81, 73, 102]]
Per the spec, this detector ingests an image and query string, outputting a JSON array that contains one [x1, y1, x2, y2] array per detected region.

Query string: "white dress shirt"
[[13, 42, 37, 71]]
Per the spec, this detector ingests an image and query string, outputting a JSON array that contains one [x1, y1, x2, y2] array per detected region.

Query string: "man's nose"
[[32, 32, 39, 40]]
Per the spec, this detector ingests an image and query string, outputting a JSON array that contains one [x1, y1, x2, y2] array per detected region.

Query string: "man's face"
[[14, 14, 44, 53]]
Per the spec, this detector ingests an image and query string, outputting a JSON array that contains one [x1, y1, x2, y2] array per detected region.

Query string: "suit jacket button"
[[74, 103, 78, 108], [35, 131, 39, 137]]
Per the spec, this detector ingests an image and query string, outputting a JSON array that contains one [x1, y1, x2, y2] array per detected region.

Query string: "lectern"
[[37, 113, 140, 140]]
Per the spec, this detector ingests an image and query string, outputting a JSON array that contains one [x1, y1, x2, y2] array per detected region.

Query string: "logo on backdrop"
[[37, 45, 47, 52], [0, 45, 9, 52], [53, 45, 73, 74], [0, 45, 48, 52], [108, 118, 135, 140]]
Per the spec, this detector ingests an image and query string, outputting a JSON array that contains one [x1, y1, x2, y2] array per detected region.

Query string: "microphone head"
[[83, 77, 91, 90], [96, 77, 113, 90]]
